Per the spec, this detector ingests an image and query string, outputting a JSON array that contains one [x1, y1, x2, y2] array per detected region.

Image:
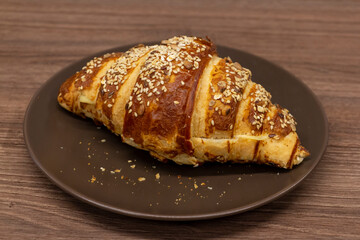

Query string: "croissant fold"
[[58, 36, 309, 169]]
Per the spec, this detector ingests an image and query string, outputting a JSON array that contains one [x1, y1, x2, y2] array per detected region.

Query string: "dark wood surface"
[[1, 0, 359, 239]]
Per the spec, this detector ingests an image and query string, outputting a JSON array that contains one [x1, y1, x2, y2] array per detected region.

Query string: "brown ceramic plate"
[[24, 44, 328, 221]]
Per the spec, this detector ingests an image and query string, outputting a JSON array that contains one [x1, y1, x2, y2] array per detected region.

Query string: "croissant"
[[58, 36, 309, 169]]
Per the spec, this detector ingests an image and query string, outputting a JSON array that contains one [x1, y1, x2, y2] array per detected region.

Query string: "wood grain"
[[1, 0, 359, 239]]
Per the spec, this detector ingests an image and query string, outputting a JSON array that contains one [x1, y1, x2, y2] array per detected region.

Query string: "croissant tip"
[[299, 145, 310, 158]]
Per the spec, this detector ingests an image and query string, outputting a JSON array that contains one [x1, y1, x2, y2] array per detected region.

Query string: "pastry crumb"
[[90, 175, 96, 183]]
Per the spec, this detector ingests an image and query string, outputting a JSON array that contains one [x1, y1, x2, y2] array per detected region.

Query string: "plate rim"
[[23, 44, 329, 221]]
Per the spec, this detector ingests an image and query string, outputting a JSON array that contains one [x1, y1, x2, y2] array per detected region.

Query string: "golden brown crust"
[[122, 37, 216, 155], [262, 105, 297, 139], [205, 58, 251, 138], [96, 46, 149, 129]]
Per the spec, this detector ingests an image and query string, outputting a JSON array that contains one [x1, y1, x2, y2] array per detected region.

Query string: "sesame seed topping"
[[102, 46, 149, 96], [214, 94, 222, 100], [122, 36, 211, 120], [204, 58, 253, 134]]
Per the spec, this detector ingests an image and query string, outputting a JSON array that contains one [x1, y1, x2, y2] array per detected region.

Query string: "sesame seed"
[[257, 106, 265, 112], [214, 94, 222, 100]]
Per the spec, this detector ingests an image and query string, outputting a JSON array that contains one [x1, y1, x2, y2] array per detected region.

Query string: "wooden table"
[[1, 0, 359, 239]]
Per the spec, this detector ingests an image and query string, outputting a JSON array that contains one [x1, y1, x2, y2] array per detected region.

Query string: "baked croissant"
[[58, 36, 309, 169]]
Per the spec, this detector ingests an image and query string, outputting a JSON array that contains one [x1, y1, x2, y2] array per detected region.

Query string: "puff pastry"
[[58, 36, 309, 169]]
